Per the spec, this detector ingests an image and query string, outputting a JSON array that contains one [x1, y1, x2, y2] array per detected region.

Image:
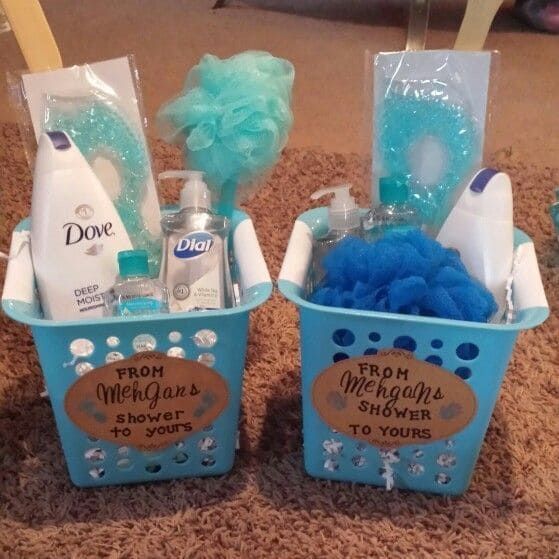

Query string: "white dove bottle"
[[31, 131, 133, 320]]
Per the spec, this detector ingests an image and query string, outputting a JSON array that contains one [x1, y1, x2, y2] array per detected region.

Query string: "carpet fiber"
[[0, 123, 557, 557]]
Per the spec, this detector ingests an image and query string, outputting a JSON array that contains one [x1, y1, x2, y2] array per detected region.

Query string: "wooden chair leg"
[[212, 0, 229, 9], [406, 0, 431, 51]]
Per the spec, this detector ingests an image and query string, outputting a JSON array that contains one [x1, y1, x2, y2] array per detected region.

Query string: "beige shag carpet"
[[0, 123, 557, 558]]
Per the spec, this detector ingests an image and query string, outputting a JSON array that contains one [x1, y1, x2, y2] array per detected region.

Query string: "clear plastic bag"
[[8, 56, 162, 272], [366, 49, 499, 231]]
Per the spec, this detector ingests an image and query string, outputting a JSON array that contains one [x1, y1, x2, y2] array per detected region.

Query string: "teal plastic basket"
[[2, 210, 272, 487], [279, 208, 549, 495]]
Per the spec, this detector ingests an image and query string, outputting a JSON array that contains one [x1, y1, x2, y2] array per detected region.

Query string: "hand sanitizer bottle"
[[308, 184, 362, 290], [159, 171, 233, 312], [104, 250, 169, 316], [363, 176, 421, 241]]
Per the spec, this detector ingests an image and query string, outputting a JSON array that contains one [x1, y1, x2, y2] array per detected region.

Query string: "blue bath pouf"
[[310, 230, 497, 323]]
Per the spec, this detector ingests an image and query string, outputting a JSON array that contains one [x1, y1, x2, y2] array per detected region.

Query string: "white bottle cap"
[[310, 184, 360, 230], [158, 170, 211, 210]]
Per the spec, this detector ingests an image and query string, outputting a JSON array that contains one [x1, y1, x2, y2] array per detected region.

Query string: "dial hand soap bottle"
[[159, 171, 233, 312]]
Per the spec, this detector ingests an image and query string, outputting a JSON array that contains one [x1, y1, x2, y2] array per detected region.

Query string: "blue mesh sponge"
[[310, 229, 497, 323]]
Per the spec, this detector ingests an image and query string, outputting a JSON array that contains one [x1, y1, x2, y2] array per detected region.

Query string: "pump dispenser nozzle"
[[311, 184, 360, 230], [159, 170, 211, 210]]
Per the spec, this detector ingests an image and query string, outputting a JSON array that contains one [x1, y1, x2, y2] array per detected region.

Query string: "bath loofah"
[[157, 51, 294, 216], [310, 230, 497, 323]]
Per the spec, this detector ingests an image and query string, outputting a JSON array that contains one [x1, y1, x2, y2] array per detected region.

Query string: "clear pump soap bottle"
[[363, 176, 420, 241], [308, 184, 363, 291], [159, 170, 233, 312]]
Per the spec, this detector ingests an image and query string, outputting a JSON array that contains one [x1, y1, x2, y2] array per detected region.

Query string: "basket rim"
[[278, 278, 548, 332], [2, 210, 273, 328], [278, 207, 549, 333]]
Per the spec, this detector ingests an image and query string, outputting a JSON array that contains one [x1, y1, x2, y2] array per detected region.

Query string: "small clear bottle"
[[104, 250, 169, 317], [308, 184, 363, 292], [363, 176, 421, 241]]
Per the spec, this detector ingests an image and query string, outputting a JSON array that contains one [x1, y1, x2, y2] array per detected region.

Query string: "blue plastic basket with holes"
[[278, 208, 549, 495], [2, 209, 272, 487]]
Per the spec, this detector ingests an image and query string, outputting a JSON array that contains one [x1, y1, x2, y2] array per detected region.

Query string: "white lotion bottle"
[[436, 168, 514, 320], [31, 131, 133, 320]]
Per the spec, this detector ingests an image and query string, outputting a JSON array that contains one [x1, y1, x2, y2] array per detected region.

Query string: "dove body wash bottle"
[[159, 171, 233, 312], [31, 131, 133, 320]]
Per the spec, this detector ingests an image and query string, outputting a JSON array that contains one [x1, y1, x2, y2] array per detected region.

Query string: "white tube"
[[279, 220, 314, 288], [513, 242, 548, 311], [2, 230, 35, 304], [233, 218, 271, 291]]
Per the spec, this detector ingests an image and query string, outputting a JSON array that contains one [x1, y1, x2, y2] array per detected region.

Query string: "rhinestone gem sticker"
[[352, 455, 367, 468], [198, 353, 216, 367], [106, 352, 124, 363], [436, 472, 451, 485], [168, 331, 182, 344], [70, 338, 95, 358], [408, 462, 425, 476], [167, 347, 186, 359], [75, 362, 94, 376], [323, 458, 338, 472], [322, 439, 343, 455], [437, 453, 457, 468], [132, 334, 156, 352], [198, 437, 217, 451], [193, 329, 217, 348]]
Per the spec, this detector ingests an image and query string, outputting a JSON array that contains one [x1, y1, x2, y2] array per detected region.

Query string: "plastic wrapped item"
[[368, 50, 499, 231], [8, 56, 162, 273]]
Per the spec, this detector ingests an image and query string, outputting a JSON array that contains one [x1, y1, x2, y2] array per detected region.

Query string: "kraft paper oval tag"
[[64, 351, 229, 451], [312, 349, 477, 448]]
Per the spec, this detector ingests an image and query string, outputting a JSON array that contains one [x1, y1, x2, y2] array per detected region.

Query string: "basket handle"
[[278, 219, 314, 289]]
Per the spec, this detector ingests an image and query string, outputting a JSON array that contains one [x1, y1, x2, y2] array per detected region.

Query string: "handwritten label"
[[312, 350, 477, 447], [64, 351, 228, 451]]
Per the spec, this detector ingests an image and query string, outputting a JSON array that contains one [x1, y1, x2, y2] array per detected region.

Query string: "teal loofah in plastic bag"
[[44, 95, 161, 274], [378, 92, 479, 229]]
